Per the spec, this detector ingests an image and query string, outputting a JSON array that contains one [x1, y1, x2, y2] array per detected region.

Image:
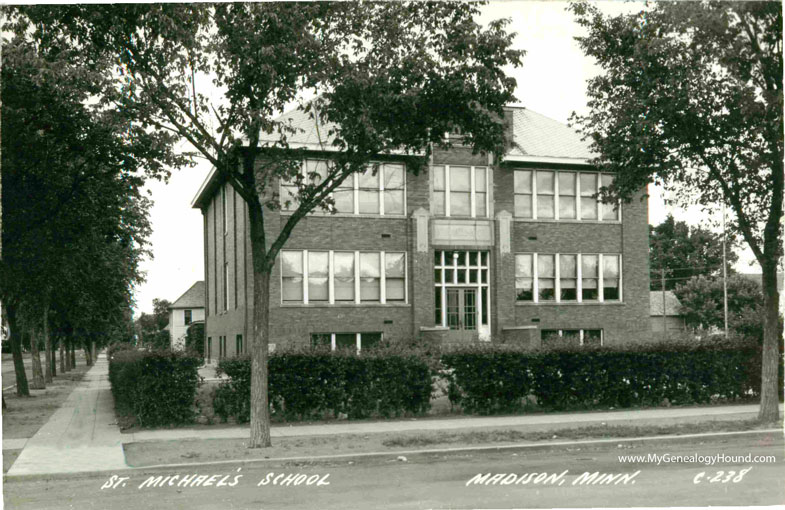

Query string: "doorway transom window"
[[434, 250, 490, 331]]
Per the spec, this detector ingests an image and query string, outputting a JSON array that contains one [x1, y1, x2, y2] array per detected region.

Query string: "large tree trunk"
[[51, 343, 56, 377], [91, 340, 96, 363], [70, 341, 76, 368], [84, 344, 92, 366], [43, 308, 52, 383], [29, 329, 45, 390], [758, 261, 781, 423], [6, 305, 30, 397], [248, 202, 272, 448]]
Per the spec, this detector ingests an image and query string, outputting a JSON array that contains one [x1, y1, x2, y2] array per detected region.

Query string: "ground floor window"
[[434, 250, 490, 331], [236, 334, 243, 355], [207, 337, 212, 362], [310, 332, 382, 352], [541, 328, 603, 346]]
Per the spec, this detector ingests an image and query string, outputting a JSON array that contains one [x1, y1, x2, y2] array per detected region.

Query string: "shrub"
[[185, 322, 205, 357], [213, 346, 432, 423], [441, 340, 767, 414], [108, 349, 202, 426]]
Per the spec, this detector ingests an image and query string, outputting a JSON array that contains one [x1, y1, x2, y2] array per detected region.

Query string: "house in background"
[[168, 281, 205, 350], [650, 290, 686, 336], [191, 105, 651, 357]]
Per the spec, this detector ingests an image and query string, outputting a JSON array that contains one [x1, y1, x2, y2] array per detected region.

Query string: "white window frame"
[[312, 332, 383, 353], [541, 328, 604, 346], [281, 250, 407, 305], [432, 165, 490, 218], [280, 160, 406, 216], [515, 253, 622, 303], [513, 170, 621, 222], [433, 250, 491, 329]]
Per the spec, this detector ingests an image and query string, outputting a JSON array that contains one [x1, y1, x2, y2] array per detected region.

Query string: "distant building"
[[650, 290, 686, 335], [168, 281, 205, 350]]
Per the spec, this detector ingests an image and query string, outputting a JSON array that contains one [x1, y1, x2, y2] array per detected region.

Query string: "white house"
[[168, 281, 205, 350]]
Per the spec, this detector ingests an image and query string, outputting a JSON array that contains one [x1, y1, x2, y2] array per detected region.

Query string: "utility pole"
[[722, 203, 729, 339], [662, 267, 667, 341]]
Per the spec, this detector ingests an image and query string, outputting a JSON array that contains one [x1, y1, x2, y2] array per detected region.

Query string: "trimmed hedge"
[[108, 348, 202, 426], [213, 347, 432, 422], [441, 341, 768, 415]]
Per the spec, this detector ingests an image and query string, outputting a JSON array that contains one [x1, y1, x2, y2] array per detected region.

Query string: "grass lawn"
[[123, 418, 780, 468]]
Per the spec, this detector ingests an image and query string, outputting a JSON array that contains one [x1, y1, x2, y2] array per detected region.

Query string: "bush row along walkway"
[[6, 354, 127, 477]]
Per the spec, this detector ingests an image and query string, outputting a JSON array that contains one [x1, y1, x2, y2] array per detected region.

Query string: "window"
[[333, 252, 355, 302], [560, 254, 577, 301], [537, 254, 555, 301], [515, 254, 533, 301], [581, 255, 599, 301], [515, 253, 622, 303], [385, 252, 405, 302], [281, 250, 406, 304], [601, 174, 619, 221], [236, 334, 243, 355], [207, 337, 212, 363], [513, 170, 619, 221], [218, 336, 226, 359], [603, 254, 621, 301], [184, 309, 193, 326], [360, 252, 381, 302], [431, 165, 489, 218], [308, 251, 329, 302], [223, 263, 229, 311], [310, 332, 383, 352], [281, 251, 304, 302], [282, 160, 405, 215], [542, 329, 603, 346], [221, 186, 228, 234]]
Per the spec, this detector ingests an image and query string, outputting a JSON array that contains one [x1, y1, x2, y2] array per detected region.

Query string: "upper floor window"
[[515, 253, 621, 303], [184, 309, 193, 326], [432, 165, 489, 218], [281, 250, 407, 305], [514, 170, 620, 221], [281, 160, 405, 216]]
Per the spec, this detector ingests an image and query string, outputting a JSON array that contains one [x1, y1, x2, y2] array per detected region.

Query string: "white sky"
[[132, 1, 758, 315]]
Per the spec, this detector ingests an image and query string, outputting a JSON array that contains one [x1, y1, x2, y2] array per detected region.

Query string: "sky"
[[131, 1, 757, 316]]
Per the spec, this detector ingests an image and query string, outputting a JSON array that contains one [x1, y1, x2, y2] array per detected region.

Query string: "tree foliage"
[[570, 0, 782, 422], [650, 214, 738, 290], [14, 2, 524, 445]]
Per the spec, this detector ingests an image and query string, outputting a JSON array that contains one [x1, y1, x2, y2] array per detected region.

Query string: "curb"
[[5, 428, 782, 483]]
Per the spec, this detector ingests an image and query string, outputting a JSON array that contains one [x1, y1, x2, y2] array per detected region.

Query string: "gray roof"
[[650, 291, 683, 317], [257, 104, 595, 160], [169, 281, 205, 310]]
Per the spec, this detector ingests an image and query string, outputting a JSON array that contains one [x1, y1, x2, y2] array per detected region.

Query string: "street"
[[4, 431, 783, 509]]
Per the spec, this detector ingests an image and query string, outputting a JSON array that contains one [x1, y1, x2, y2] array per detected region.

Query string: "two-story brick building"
[[192, 105, 651, 360]]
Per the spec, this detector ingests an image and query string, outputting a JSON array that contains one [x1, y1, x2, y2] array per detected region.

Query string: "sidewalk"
[[6, 354, 127, 476], [126, 403, 781, 443]]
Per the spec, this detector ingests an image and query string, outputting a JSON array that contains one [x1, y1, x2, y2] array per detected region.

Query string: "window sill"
[[515, 301, 624, 306], [280, 302, 411, 308], [513, 218, 621, 225], [279, 212, 407, 220]]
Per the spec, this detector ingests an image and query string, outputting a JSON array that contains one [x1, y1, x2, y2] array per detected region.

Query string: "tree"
[[674, 274, 765, 340], [650, 214, 738, 290], [16, 2, 524, 446], [1, 32, 181, 389], [134, 298, 172, 349], [570, 1, 782, 422]]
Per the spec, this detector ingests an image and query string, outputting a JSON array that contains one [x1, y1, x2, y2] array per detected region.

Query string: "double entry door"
[[445, 288, 478, 341]]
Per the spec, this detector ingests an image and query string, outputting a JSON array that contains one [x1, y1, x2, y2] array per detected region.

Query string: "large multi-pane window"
[[431, 166, 490, 218], [281, 160, 405, 215], [515, 253, 622, 303], [311, 332, 382, 352], [281, 250, 407, 304], [514, 170, 620, 221]]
